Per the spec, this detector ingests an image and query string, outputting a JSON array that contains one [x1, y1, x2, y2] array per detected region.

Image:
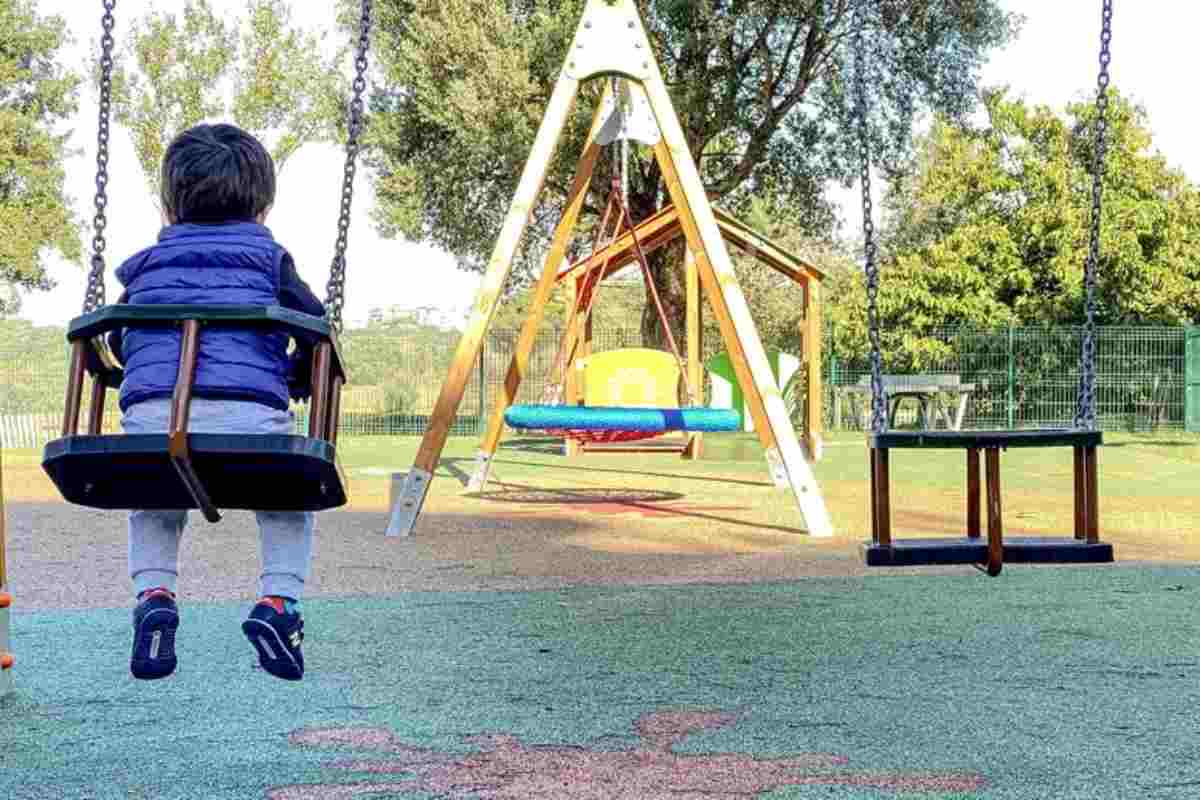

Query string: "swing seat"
[[43, 433, 345, 512], [505, 404, 742, 441], [505, 348, 740, 443], [41, 305, 348, 521], [862, 428, 1113, 575]]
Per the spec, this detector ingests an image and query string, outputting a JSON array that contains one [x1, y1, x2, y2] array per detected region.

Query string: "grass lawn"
[[6, 429, 1200, 563]]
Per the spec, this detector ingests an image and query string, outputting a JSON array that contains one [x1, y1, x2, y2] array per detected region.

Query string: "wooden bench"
[[836, 373, 976, 431]]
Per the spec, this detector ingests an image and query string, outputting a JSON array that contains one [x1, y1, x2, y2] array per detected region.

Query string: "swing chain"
[[1074, 0, 1112, 430], [851, 5, 887, 433], [85, 0, 118, 314], [325, 0, 373, 333]]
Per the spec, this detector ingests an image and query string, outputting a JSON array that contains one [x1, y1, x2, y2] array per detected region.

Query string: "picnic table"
[[835, 374, 976, 431]]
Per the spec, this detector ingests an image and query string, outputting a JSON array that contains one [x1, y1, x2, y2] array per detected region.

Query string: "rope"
[[540, 189, 623, 402], [613, 185, 696, 405]]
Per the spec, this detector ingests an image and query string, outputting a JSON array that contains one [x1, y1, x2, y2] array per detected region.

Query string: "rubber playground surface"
[[5, 434, 1200, 798]]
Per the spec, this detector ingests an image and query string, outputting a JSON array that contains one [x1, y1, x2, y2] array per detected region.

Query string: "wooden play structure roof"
[[555, 204, 826, 288]]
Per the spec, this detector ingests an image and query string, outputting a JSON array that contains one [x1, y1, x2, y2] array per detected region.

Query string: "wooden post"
[[1073, 446, 1085, 540], [308, 343, 333, 441], [87, 375, 107, 435], [872, 447, 891, 547], [647, 113, 832, 536], [565, 275, 587, 458], [683, 247, 703, 460], [984, 448, 1003, 577], [967, 448, 981, 538], [387, 68, 583, 536], [465, 88, 610, 493], [1084, 446, 1099, 544], [167, 320, 219, 523], [328, 376, 344, 446], [167, 321, 201, 457], [869, 447, 879, 544], [62, 341, 87, 437]]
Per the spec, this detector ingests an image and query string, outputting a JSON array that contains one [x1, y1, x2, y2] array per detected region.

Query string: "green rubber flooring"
[[4, 566, 1200, 798]]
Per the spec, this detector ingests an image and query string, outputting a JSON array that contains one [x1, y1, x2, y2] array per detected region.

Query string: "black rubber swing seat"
[[43, 433, 346, 512], [862, 536, 1113, 568], [41, 304, 349, 519], [867, 428, 1102, 450]]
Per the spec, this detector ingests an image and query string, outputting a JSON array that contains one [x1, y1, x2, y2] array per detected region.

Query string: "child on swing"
[[108, 124, 322, 682]]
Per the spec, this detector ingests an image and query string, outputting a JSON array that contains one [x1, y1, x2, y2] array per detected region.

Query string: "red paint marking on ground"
[[504, 502, 749, 519], [268, 709, 985, 799]]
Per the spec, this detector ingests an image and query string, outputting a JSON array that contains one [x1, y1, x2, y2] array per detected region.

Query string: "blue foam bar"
[[504, 405, 741, 433]]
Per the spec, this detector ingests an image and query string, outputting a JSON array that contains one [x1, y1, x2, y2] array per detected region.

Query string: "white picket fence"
[[0, 414, 59, 449], [0, 387, 395, 450]]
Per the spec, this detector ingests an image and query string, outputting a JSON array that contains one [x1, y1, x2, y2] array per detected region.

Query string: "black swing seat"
[[43, 433, 345, 512], [863, 536, 1113, 568], [41, 304, 349, 518], [867, 428, 1102, 450]]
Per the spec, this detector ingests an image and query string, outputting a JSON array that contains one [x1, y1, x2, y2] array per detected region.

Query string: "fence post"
[[1007, 325, 1015, 429], [1187, 325, 1198, 433], [826, 320, 839, 431]]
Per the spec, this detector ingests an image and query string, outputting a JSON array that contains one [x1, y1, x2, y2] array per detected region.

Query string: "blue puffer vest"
[[115, 223, 292, 412]]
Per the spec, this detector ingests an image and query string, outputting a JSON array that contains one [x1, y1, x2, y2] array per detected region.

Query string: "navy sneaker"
[[130, 588, 179, 680], [242, 598, 304, 681]]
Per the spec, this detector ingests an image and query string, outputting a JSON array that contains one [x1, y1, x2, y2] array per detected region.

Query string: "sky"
[[19, 1, 1199, 330]]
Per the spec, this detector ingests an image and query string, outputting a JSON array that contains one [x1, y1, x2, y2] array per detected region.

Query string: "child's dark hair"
[[160, 124, 276, 224]]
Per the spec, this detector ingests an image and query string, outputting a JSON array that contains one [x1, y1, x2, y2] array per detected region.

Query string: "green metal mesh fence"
[[0, 323, 1190, 448], [826, 326, 1184, 432]]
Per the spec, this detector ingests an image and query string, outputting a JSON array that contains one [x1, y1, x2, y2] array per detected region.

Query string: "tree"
[[360, 0, 1017, 348], [841, 89, 1200, 368], [111, 0, 346, 202], [0, 0, 82, 315]]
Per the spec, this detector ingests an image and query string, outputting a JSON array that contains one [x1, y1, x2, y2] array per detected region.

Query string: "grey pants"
[[121, 398, 315, 600]]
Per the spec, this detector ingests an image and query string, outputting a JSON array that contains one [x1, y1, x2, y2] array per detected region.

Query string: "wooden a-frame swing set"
[[387, 0, 834, 539]]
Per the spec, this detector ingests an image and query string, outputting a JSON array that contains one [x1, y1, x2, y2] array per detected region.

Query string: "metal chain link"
[[324, 0, 373, 333], [1073, 0, 1113, 430], [84, 0, 118, 314], [851, 4, 887, 433]]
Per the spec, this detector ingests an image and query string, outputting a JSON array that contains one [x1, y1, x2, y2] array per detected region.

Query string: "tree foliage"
[[359, 0, 1016, 342], [110, 0, 346, 202], [0, 0, 82, 315], [831, 90, 1200, 369]]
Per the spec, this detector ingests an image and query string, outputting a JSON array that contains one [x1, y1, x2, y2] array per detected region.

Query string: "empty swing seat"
[[42, 305, 348, 521], [505, 404, 741, 437], [505, 348, 740, 443], [862, 428, 1114, 576]]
